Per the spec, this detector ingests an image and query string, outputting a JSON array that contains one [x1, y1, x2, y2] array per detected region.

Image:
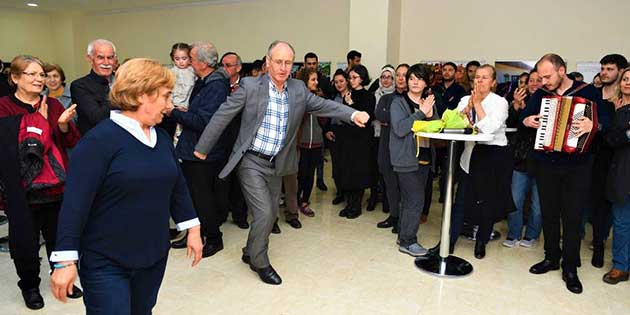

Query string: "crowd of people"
[[1, 37, 629, 314]]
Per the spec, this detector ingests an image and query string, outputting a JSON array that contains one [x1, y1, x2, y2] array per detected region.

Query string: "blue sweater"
[[55, 119, 197, 268]]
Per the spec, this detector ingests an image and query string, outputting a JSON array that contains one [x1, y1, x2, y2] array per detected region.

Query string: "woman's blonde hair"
[[109, 58, 175, 111], [8, 55, 44, 87]]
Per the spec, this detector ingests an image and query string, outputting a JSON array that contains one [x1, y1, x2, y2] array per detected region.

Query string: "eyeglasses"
[[223, 63, 239, 68], [270, 58, 293, 68], [22, 72, 47, 79], [349, 75, 361, 80]]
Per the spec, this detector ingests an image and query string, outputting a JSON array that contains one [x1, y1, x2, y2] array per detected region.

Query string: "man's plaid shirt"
[[249, 80, 289, 158]]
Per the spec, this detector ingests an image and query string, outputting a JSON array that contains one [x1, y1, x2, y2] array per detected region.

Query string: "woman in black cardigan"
[[603, 67, 630, 284], [336, 65, 376, 219]]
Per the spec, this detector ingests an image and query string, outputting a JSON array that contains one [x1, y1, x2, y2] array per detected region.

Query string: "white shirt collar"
[[110, 110, 157, 148]]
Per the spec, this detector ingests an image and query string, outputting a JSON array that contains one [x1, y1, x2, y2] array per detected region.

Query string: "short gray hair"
[[267, 40, 295, 59], [87, 39, 117, 57], [192, 41, 219, 68]]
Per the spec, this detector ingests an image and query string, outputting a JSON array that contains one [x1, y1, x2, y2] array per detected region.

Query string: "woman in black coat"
[[335, 65, 376, 219]]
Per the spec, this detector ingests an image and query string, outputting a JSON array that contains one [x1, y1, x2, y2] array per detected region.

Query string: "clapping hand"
[[343, 91, 353, 105], [37, 95, 48, 119], [58, 104, 77, 133], [420, 94, 435, 116]]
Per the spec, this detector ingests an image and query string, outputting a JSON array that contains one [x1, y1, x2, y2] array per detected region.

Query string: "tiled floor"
[[0, 170, 628, 315]]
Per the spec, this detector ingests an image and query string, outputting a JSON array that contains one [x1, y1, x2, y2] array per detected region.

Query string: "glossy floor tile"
[[0, 165, 628, 315]]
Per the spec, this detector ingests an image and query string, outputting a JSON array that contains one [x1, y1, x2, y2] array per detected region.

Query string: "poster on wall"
[[576, 62, 600, 83], [494, 60, 536, 84]]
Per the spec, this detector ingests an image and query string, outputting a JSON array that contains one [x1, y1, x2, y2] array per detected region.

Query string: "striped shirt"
[[249, 79, 289, 158]]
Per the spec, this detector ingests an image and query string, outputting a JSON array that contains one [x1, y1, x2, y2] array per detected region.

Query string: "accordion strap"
[[565, 83, 590, 97]]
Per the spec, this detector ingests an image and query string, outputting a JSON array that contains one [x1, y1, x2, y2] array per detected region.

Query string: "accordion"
[[533, 95, 598, 154]]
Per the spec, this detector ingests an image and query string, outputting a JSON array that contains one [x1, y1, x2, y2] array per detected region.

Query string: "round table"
[[414, 132, 494, 278]]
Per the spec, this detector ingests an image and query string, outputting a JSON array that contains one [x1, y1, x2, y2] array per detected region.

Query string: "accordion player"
[[533, 95, 598, 154]]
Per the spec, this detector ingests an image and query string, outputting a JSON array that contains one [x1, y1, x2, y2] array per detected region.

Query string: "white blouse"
[[456, 92, 508, 173]]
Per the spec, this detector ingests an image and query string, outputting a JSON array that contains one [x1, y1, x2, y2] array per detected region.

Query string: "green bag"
[[442, 109, 470, 129]]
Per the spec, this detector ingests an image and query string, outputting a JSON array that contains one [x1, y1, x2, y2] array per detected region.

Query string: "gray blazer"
[[195, 75, 357, 178]]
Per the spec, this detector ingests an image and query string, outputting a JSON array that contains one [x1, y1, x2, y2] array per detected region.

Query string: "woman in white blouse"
[[456, 64, 512, 259]]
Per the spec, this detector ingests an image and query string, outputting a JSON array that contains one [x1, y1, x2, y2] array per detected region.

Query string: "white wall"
[[398, 0, 630, 70]]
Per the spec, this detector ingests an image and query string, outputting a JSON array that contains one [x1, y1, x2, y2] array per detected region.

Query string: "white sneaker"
[[502, 238, 519, 248], [519, 238, 536, 248]]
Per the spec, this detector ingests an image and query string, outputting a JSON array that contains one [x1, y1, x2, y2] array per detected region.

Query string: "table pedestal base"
[[415, 254, 473, 278]]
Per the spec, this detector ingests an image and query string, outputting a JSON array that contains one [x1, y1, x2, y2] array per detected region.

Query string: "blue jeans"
[[79, 257, 167, 315], [612, 196, 630, 272], [506, 170, 542, 240]]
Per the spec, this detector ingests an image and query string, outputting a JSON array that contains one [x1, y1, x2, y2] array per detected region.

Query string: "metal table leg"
[[415, 140, 473, 277]]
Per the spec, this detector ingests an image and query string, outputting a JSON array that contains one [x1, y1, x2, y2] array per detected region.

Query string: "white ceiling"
[[0, 0, 246, 13]]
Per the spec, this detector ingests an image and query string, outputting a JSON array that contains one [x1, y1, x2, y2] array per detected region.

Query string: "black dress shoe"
[[250, 265, 282, 285], [22, 288, 44, 310], [562, 271, 583, 294], [316, 181, 328, 191], [591, 245, 604, 268], [425, 242, 455, 257], [377, 216, 395, 229], [366, 199, 376, 211], [474, 241, 486, 259], [286, 218, 302, 229], [67, 285, 83, 299], [338, 207, 350, 217], [234, 220, 250, 229], [271, 222, 281, 234], [391, 224, 399, 234], [346, 210, 362, 219], [529, 259, 560, 274], [332, 195, 345, 205], [202, 241, 224, 258], [170, 234, 188, 249], [241, 254, 251, 265]]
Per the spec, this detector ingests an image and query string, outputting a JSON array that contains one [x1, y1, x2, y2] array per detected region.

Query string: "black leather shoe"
[[562, 271, 583, 294], [241, 254, 251, 265], [202, 241, 224, 258], [366, 199, 376, 211], [529, 259, 560, 274], [170, 234, 188, 249], [271, 222, 281, 234], [286, 218, 302, 229], [338, 207, 350, 217], [425, 242, 455, 257], [316, 181, 328, 191], [346, 210, 362, 219], [250, 265, 282, 285], [391, 224, 399, 234], [474, 241, 486, 259], [591, 244, 604, 268], [67, 285, 83, 299], [22, 288, 44, 310], [234, 220, 250, 229], [332, 195, 344, 205], [377, 216, 394, 228]]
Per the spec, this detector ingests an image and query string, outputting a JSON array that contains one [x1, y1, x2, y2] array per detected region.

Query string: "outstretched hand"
[[352, 111, 370, 127]]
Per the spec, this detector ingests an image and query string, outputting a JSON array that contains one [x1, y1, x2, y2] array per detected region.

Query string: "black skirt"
[[467, 144, 515, 224]]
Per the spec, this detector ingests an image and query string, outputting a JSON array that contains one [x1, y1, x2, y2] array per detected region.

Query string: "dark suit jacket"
[[71, 70, 112, 135], [195, 74, 357, 178]]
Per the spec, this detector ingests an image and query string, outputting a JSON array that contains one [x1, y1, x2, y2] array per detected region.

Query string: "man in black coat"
[[71, 39, 117, 135]]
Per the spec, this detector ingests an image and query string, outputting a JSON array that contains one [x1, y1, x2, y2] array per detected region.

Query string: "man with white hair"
[[71, 39, 118, 135]]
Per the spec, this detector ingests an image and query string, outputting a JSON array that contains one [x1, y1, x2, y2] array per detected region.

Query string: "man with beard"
[[522, 53, 603, 294], [589, 54, 628, 268], [71, 39, 118, 135]]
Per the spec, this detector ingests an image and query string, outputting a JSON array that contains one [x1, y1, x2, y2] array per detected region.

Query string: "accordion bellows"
[[534, 96, 598, 154]]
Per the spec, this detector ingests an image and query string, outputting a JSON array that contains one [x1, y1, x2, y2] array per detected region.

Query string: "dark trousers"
[[436, 147, 447, 199], [381, 165, 400, 218], [316, 147, 325, 183], [423, 170, 434, 216], [397, 167, 429, 246], [297, 147, 322, 204], [181, 161, 223, 243], [450, 167, 471, 248], [12, 202, 59, 291], [283, 174, 299, 220], [79, 256, 167, 315], [590, 153, 612, 246], [220, 173, 248, 223], [328, 139, 344, 198], [345, 190, 365, 211], [534, 160, 591, 272]]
